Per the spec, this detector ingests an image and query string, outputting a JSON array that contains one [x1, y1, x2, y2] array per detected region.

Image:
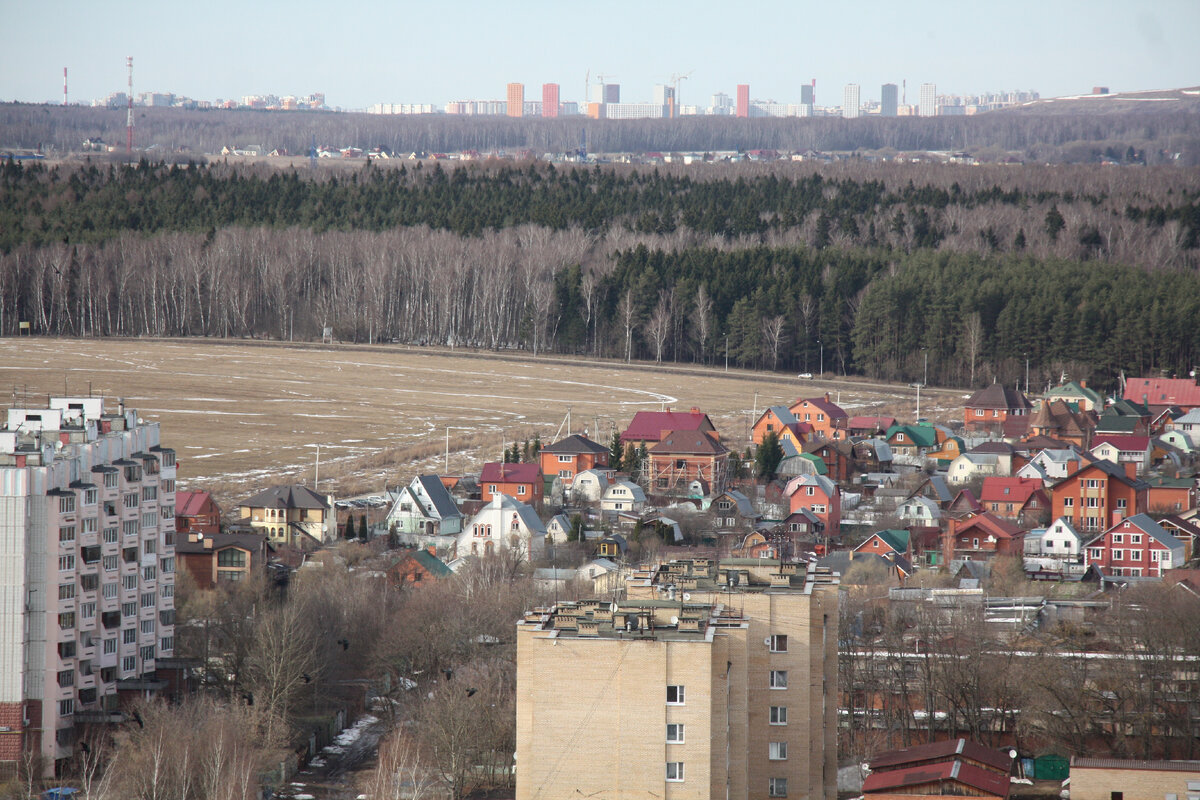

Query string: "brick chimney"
[[1079, 380, 1087, 389], [824, 392, 831, 403], [1124, 462, 1137, 480]]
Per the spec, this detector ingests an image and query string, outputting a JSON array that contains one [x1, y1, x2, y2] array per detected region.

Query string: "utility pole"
[[724, 334, 729, 372], [818, 340, 824, 377]]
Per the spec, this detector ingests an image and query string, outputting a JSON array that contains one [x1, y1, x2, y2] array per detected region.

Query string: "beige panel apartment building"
[[516, 558, 838, 800]]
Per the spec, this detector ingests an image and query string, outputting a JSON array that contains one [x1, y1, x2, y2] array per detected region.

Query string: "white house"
[[1023, 518, 1086, 579], [546, 513, 574, 544], [896, 495, 942, 524], [455, 494, 546, 562], [571, 468, 613, 503], [1023, 448, 1088, 481], [383, 474, 463, 548], [947, 452, 999, 485], [601, 480, 647, 514]]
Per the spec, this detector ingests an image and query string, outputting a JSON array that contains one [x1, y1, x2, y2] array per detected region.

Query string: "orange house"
[[538, 434, 609, 487], [963, 384, 1033, 432], [1145, 476, 1198, 516], [943, 512, 1025, 562], [1049, 460, 1148, 534], [751, 406, 811, 447], [783, 474, 842, 537], [979, 477, 1050, 524], [480, 461, 544, 504], [788, 394, 848, 441]]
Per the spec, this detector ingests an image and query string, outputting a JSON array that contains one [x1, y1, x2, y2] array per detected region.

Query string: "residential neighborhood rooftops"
[[790, 393, 848, 419], [868, 736, 1014, 774], [862, 760, 1011, 797], [176, 489, 217, 517], [480, 462, 541, 484], [1124, 376, 1200, 409], [649, 429, 728, 455], [240, 484, 330, 510], [174, 530, 266, 555], [540, 433, 608, 455], [965, 383, 1033, 410]]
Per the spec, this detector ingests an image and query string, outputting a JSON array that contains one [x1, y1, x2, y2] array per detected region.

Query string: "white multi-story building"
[[0, 398, 176, 776], [919, 82, 937, 117], [842, 84, 861, 119]]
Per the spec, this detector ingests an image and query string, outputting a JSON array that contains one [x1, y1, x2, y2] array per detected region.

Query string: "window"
[[80, 602, 96, 620], [59, 526, 76, 543], [1112, 534, 1123, 544], [160, 451, 175, 468], [122, 602, 136, 618], [769, 634, 788, 653], [1129, 534, 1141, 544], [123, 493, 139, 509], [59, 641, 76, 659], [1129, 550, 1141, 561], [666, 762, 684, 782], [769, 741, 787, 760], [517, 485, 526, 495], [769, 777, 788, 797], [123, 574, 137, 590], [1112, 549, 1124, 561], [59, 495, 77, 513], [123, 628, 137, 644], [81, 518, 98, 534], [59, 554, 76, 571], [1089, 548, 1103, 560], [770, 706, 787, 725], [557, 455, 573, 463], [103, 472, 118, 489], [143, 538, 156, 555], [160, 636, 173, 652], [140, 619, 155, 635], [666, 724, 684, 743], [1086, 479, 1101, 489], [80, 545, 101, 564], [1063, 497, 1074, 508], [141, 592, 155, 609], [1117, 498, 1128, 510], [123, 520, 137, 537], [142, 511, 158, 529], [143, 566, 156, 581], [666, 685, 685, 705], [122, 656, 135, 673], [160, 584, 174, 599], [82, 488, 98, 505], [1151, 550, 1160, 562], [488, 485, 497, 494], [769, 670, 788, 689], [59, 612, 75, 630], [140, 645, 155, 662], [806, 486, 815, 496], [161, 478, 175, 493], [59, 699, 75, 717], [103, 527, 117, 544], [103, 638, 116, 655], [217, 549, 246, 568], [142, 485, 158, 502], [59, 583, 75, 600]]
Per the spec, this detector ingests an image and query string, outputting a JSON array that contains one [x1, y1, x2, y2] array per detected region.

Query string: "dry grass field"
[[0, 338, 962, 507]]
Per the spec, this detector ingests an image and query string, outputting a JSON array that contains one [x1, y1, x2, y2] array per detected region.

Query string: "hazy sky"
[[2, 1, 1197, 110]]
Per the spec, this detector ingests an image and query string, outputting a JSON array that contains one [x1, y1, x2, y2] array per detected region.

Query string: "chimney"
[[690, 406, 700, 415], [1080, 380, 1087, 389], [1124, 462, 1137, 480], [426, 545, 437, 556], [824, 392, 831, 403]]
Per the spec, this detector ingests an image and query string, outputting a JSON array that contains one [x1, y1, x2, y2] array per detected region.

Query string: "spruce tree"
[[609, 431, 624, 471], [358, 514, 369, 542]]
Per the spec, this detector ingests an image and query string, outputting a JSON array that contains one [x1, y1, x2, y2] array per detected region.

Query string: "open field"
[[0, 338, 963, 507]]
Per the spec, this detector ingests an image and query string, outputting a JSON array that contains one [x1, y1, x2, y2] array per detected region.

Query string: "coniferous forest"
[[2, 156, 1199, 392]]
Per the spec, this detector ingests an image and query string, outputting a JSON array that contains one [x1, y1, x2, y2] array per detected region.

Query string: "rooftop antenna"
[[125, 57, 134, 156]]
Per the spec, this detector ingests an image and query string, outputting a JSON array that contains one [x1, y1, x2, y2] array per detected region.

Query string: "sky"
[[2, 1, 1197, 110]]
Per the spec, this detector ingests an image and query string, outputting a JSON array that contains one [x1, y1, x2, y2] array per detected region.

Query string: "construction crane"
[[595, 73, 616, 102], [669, 70, 694, 118]]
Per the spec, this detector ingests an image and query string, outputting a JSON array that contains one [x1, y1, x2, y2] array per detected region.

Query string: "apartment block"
[[516, 558, 838, 799], [0, 398, 177, 776], [507, 83, 525, 118]]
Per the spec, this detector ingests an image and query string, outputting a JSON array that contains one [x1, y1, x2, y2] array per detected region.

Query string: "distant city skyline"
[[1, 0, 1196, 111]]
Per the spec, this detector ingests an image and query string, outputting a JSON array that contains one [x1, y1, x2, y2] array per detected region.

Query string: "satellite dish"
[[1009, 749, 1017, 759], [682, 592, 691, 601], [764, 637, 772, 647], [670, 616, 679, 625]]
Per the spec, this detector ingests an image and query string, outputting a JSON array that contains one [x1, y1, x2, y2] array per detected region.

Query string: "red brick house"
[[538, 434, 609, 487], [1026, 399, 1097, 451], [621, 407, 718, 447], [648, 429, 730, 494], [979, 477, 1050, 525], [480, 461, 544, 504], [803, 438, 853, 482], [1083, 513, 1186, 578], [944, 512, 1025, 562], [175, 489, 221, 537], [783, 474, 842, 537], [386, 547, 453, 588], [175, 530, 268, 588], [1146, 477, 1200, 515], [963, 383, 1033, 432], [1049, 459, 1148, 534], [751, 406, 811, 447], [788, 394, 848, 441]]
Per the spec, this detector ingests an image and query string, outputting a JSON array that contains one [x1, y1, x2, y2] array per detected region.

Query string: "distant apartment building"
[[881, 83, 898, 116], [506, 83, 525, 118], [515, 558, 839, 800], [919, 82, 937, 116], [736, 84, 750, 118], [842, 84, 861, 118], [590, 83, 620, 104], [653, 84, 677, 117], [541, 83, 560, 118], [711, 92, 734, 115], [0, 398, 177, 776]]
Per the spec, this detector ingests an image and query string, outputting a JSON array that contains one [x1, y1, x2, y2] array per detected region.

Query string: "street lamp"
[[724, 334, 729, 373]]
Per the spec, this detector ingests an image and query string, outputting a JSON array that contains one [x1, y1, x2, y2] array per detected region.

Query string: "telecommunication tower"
[[63, 68, 68, 106], [126, 57, 134, 156]]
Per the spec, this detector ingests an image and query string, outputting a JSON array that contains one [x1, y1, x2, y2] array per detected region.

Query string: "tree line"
[[5, 102, 1200, 165]]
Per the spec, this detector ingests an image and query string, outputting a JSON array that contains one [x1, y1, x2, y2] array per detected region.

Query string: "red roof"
[[863, 760, 1010, 797], [869, 737, 1013, 773], [480, 462, 542, 484], [1125, 377, 1200, 409], [790, 395, 848, 419], [955, 511, 1024, 540], [176, 490, 218, 517], [847, 415, 896, 431], [622, 409, 714, 443], [1093, 434, 1151, 452], [979, 477, 1044, 505]]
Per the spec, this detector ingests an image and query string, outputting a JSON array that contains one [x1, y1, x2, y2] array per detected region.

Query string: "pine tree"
[[609, 431, 624, 471], [522, 439, 531, 462], [755, 431, 785, 478], [623, 443, 639, 478], [358, 514, 369, 542], [531, 434, 541, 458]]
